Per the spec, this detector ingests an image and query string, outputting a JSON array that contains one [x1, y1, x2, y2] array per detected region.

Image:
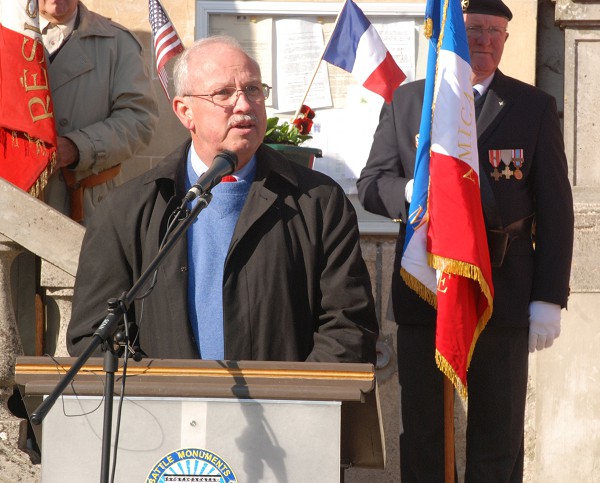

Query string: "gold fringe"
[[402, 252, 494, 399], [429, 254, 494, 399], [429, 253, 494, 316], [436, 350, 468, 400], [437, 301, 491, 401], [28, 153, 56, 199], [2, 129, 57, 198], [400, 267, 438, 309]]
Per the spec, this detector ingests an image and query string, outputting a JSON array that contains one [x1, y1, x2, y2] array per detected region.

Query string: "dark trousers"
[[397, 324, 529, 483]]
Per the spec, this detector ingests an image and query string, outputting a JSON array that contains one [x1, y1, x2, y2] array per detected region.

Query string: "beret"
[[463, 0, 513, 20]]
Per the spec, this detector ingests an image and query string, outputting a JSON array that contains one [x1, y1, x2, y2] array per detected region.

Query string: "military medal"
[[512, 148, 524, 180], [500, 149, 513, 179], [488, 150, 502, 181]]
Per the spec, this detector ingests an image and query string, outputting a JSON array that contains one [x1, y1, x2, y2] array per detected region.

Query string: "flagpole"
[[444, 376, 455, 483], [291, 0, 348, 120]]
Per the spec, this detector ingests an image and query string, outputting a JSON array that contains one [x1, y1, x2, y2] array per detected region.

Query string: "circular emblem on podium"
[[146, 448, 237, 482]]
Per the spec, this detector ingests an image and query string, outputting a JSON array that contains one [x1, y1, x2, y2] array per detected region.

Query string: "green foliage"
[[263, 117, 312, 146]]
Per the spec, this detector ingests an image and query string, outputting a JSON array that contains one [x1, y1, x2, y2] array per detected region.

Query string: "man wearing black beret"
[[357, 0, 574, 480]]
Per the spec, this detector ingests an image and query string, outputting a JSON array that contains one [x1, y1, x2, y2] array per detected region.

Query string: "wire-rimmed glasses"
[[184, 83, 271, 107]]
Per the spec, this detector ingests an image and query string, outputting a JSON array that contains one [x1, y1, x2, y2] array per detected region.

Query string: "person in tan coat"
[[40, 0, 158, 223]]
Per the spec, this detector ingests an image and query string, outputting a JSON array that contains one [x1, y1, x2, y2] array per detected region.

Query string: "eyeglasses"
[[184, 83, 271, 107], [465, 26, 507, 39]]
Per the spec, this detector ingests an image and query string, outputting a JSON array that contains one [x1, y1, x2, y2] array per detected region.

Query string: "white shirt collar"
[[41, 7, 78, 53], [188, 142, 255, 182], [473, 73, 495, 97]]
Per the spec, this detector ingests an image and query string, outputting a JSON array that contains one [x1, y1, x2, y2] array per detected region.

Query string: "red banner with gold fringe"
[[0, 0, 57, 196]]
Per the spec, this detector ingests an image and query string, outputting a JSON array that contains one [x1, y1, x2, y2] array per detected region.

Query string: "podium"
[[15, 357, 384, 482]]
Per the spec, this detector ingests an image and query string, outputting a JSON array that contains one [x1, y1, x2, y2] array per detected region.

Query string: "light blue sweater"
[[185, 156, 254, 359]]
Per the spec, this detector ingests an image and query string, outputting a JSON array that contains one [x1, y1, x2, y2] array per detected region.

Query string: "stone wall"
[[0, 182, 85, 482]]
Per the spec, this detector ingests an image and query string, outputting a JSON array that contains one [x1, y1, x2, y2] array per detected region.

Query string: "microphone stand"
[[30, 191, 213, 483]]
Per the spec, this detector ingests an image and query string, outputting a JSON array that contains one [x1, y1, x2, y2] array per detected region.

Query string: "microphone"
[[182, 150, 239, 204]]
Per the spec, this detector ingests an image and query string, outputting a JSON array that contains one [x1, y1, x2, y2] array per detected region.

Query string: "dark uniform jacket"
[[68, 142, 378, 363], [357, 70, 574, 328]]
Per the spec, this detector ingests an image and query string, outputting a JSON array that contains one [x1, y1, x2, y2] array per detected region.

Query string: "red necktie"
[[221, 175, 237, 182]]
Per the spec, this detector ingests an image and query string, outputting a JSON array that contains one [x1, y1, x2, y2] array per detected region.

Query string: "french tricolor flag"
[[323, 0, 406, 103], [400, 0, 493, 397]]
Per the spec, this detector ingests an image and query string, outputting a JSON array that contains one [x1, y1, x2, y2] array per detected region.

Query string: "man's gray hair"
[[173, 36, 260, 97]]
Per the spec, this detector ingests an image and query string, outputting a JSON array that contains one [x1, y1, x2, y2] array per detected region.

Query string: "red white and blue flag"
[[148, 0, 184, 98], [0, 0, 57, 196], [400, 0, 493, 397], [323, 0, 406, 103]]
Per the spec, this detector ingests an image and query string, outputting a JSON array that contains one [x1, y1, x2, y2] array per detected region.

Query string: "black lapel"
[[477, 71, 513, 229]]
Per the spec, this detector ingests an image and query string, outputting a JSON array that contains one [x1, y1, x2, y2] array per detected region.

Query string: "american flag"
[[148, 0, 184, 98]]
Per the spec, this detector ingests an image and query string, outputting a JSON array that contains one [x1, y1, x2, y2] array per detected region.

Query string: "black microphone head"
[[216, 150, 239, 171], [182, 150, 241, 204]]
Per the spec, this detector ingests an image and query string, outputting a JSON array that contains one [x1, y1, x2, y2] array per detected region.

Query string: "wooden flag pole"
[[291, 0, 347, 120], [444, 375, 455, 483]]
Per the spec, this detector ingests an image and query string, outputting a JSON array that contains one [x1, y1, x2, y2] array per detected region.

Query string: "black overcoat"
[[358, 70, 574, 328], [68, 142, 379, 363]]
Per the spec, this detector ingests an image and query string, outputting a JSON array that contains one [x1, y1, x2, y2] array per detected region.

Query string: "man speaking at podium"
[[66, 36, 379, 364]]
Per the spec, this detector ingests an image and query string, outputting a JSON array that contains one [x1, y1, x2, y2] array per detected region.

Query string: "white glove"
[[528, 301, 562, 353], [405, 179, 414, 203]]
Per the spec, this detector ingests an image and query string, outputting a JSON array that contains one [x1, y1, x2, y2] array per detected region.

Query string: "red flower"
[[264, 105, 316, 146], [292, 104, 315, 134], [292, 116, 313, 134], [299, 104, 316, 120]]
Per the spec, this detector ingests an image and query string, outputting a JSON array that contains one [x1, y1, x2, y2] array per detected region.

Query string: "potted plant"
[[263, 105, 322, 169]]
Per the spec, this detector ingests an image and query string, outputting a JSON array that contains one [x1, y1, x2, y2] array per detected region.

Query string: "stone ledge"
[[0, 179, 84, 277], [556, 0, 600, 24]]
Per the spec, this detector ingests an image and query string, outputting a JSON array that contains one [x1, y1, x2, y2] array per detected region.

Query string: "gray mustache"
[[228, 114, 258, 128]]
